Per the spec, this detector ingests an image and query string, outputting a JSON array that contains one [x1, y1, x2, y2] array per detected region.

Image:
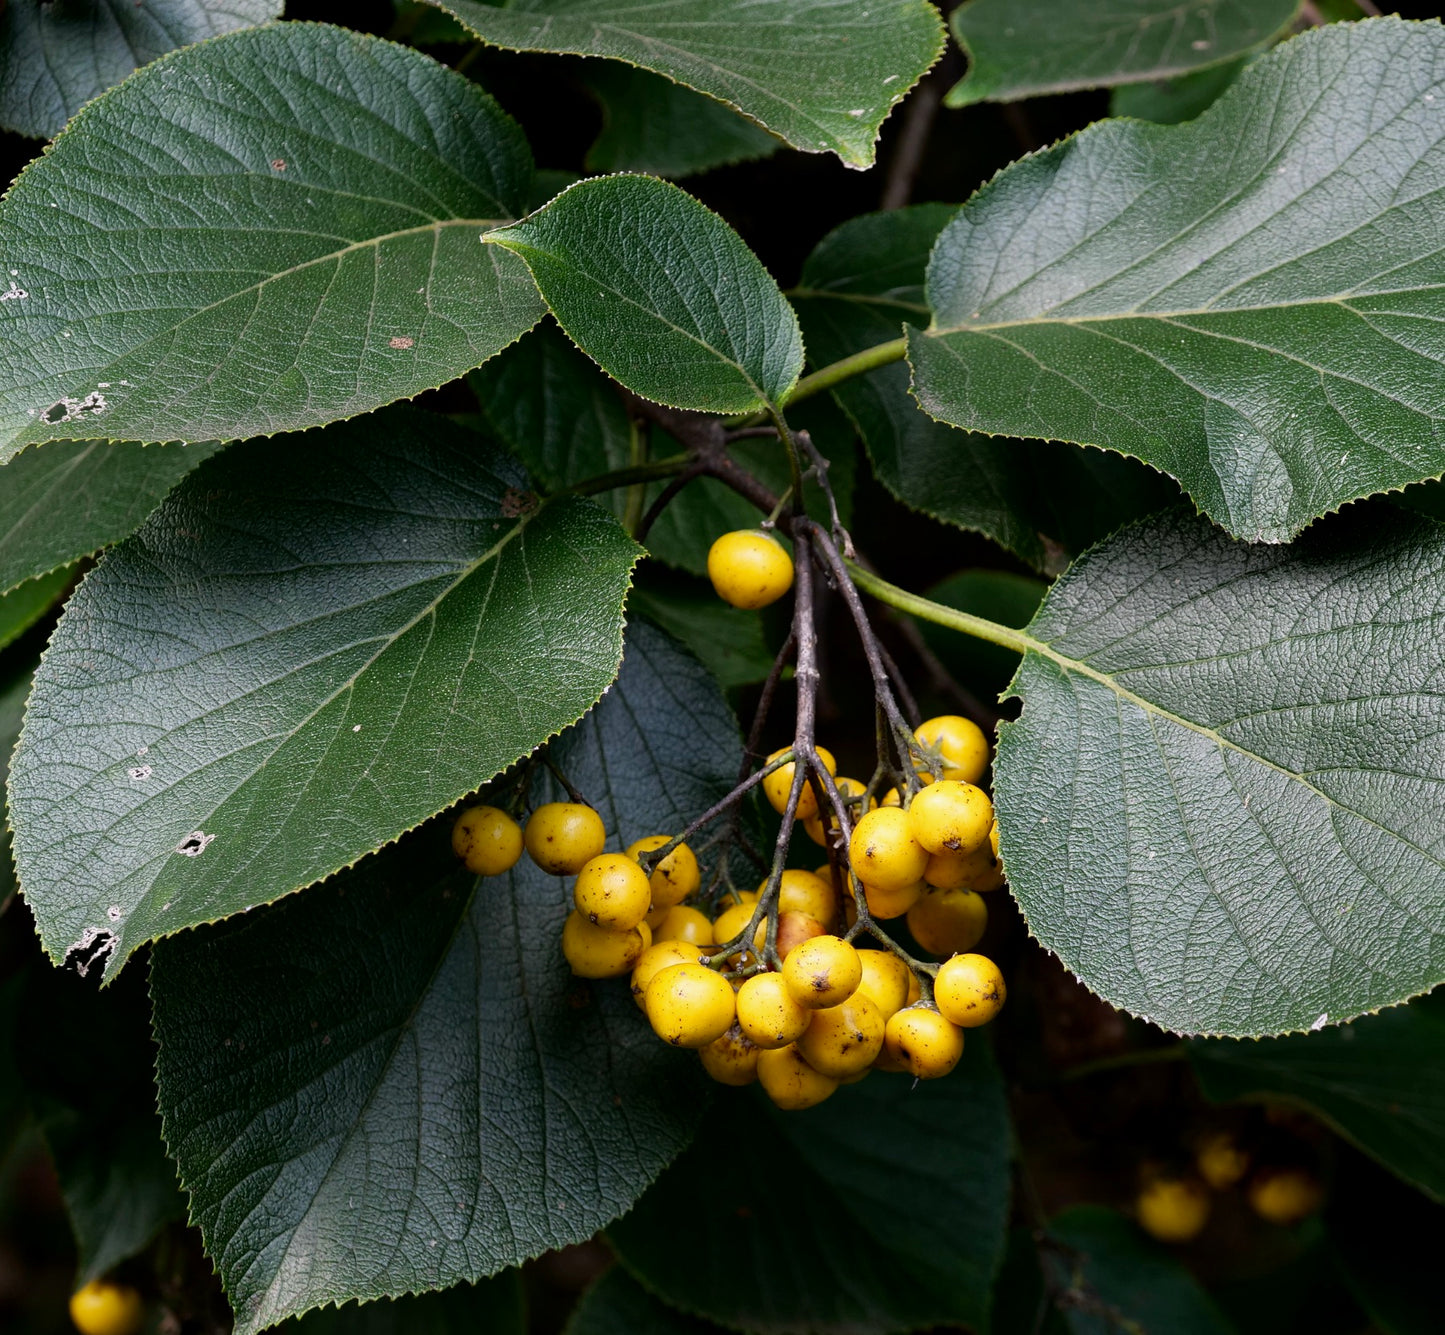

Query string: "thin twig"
[[635, 463, 705, 542]]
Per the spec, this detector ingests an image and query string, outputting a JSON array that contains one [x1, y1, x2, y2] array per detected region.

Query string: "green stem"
[[845, 559, 1037, 655], [782, 337, 908, 408], [567, 454, 689, 497]]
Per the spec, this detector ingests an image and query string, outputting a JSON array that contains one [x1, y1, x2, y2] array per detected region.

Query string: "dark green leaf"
[[9, 409, 640, 979], [919, 569, 1045, 702], [794, 206, 1179, 571], [0, 441, 219, 597], [583, 65, 781, 178], [1189, 991, 1445, 1200], [18, 961, 184, 1282], [273, 1274, 525, 1334], [0, 658, 32, 905], [0, 565, 73, 653], [914, 19, 1445, 542], [996, 507, 1445, 1037], [151, 621, 733, 1334], [947, 0, 1297, 106], [610, 1037, 1011, 1333], [0, 0, 281, 140], [1043, 1206, 1236, 1335], [0, 23, 544, 460], [629, 576, 776, 690], [1109, 58, 1249, 124], [568, 1267, 722, 1335], [425, 0, 944, 168], [489, 176, 804, 415]]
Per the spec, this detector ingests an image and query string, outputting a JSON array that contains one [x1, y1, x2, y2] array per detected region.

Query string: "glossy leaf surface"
[[10, 410, 639, 978], [0, 23, 543, 460]]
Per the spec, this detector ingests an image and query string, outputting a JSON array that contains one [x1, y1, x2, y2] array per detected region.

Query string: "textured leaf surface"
[[1190, 990, 1445, 1200], [0, 662, 31, 906], [427, 0, 943, 168], [0, 441, 218, 595], [794, 206, 1179, 571], [610, 1038, 1010, 1333], [995, 507, 1445, 1037], [150, 621, 732, 1333], [947, 0, 1296, 106], [567, 1268, 723, 1335], [490, 176, 804, 415], [273, 1275, 524, 1333], [0, 23, 544, 460], [0, 1, 280, 140], [583, 65, 780, 178], [9, 410, 639, 978], [914, 19, 1445, 542]]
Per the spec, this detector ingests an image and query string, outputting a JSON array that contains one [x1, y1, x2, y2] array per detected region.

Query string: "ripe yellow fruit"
[[762, 745, 836, 819], [626, 834, 700, 908], [524, 802, 606, 875], [736, 972, 812, 1048], [915, 715, 990, 785], [573, 852, 653, 930], [773, 868, 838, 925], [756, 1043, 838, 1110], [803, 775, 868, 845], [968, 858, 1007, 893], [850, 807, 928, 893], [1195, 1133, 1250, 1190], [922, 847, 995, 891], [934, 953, 1006, 1028], [860, 877, 923, 920], [907, 887, 987, 957], [755, 910, 825, 962], [631, 941, 708, 1009], [712, 901, 759, 966], [645, 962, 737, 1047], [854, 950, 914, 1020], [652, 904, 714, 947], [1136, 1177, 1211, 1243], [883, 1005, 964, 1078], [452, 804, 524, 876], [907, 780, 994, 856], [989, 819, 999, 860], [782, 934, 862, 1009], [699, 1024, 761, 1085], [562, 911, 649, 978], [796, 992, 885, 1078], [68, 1280, 144, 1335], [1248, 1169, 1324, 1225], [707, 528, 795, 609]]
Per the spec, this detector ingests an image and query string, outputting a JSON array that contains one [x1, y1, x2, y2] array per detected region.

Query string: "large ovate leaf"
[[0, 23, 544, 460], [994, 506, 1445, 1037], [425, 0, 944, 168], [629, 577, 776, 690], [793, 206, 1179, 571], [0, 1, 281, 141], [273, 1274, 524, 1333], [0, 660, 32, 905], [609, 1037, 1010, 1334], [1110, 57, 1250, 124], [913, 18, 1445, 543], [0, 441, 219, 595], [1189, 990, 1445, 1200], [947, 0, 1297, 107], [9, 409, 639, 980], [150, 621, 733, 1334], [489, 176, 804, 415]]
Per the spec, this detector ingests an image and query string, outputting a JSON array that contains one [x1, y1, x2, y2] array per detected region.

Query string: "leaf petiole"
[[845, 560, 1036, 656]]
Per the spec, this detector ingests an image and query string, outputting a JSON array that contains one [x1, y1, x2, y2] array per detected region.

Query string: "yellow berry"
[[631, 941, 708, 1009], [803, 775, 867, 845], [989, 819, 999, 860], [907, 780, 993, 856], [773, 868, 838, 925], [573, 852, 653, 930], [754, 910, 825, 963], [562, 911, 648, 978], [854, 951, 913, 1020], [646, 962, 737, 1047], [699, 1024, 761, 1085], [1195, 1133, 1250, 1190], [451, 804, 523, 876], [756, 1043, 838, 1110], [652, 904, 715, 947], [736, 972, 812, 1048], [907, 887, 987, 957], [860, 877, 923, 920], [625, 834, 700, 908], [762, 746, 837, 820], [796, 992, 885, 1078], [849, 807, 928, 893], [782, 934, 862, 1009], [1137, 1177, 1211, 1243], [883, 1005, 964, 1079], [1248, 1169, 1324, 1225], [934, 953, 1006, 1028], [922, 847, 995, 891], [968, 859, 1006, 893], [524, 802, 606, 875], [68, 1281, 143, 1335], [906, 970, 922, 1006], [915, 715, 991, 785], [707, 528, 794, 609], [712, 901, 759, 966]]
